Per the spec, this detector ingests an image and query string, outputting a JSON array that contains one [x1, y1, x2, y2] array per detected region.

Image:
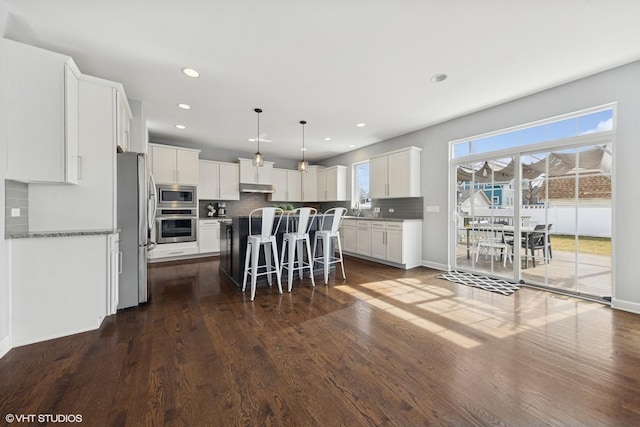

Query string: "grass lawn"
[[551, 234, 611, 256]]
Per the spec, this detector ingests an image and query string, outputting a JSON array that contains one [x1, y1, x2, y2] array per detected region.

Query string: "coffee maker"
[[215, 202, 226, 217]]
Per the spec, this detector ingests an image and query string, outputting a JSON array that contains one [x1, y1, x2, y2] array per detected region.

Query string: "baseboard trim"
[[0, 336, 10, 359], [611, 298, 640, 314], [421, 260, 450, 271]]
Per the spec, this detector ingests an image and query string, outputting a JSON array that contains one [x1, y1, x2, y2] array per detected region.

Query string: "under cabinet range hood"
[[239, 183, 275, 193]]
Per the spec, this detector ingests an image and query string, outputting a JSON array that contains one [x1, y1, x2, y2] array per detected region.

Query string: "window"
[[352, 160, 371, 208], [452, 106, 614, 158]]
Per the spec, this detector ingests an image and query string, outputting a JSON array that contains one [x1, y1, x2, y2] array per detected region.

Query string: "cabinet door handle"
[[118, 251, 123, 274]]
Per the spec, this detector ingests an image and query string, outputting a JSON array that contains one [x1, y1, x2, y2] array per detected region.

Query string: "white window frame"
[[351, 160, 371, 209]]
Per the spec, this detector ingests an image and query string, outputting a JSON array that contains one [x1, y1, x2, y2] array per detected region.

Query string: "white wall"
[[0, 4, 10, 355], [322, 59, 640, 313]]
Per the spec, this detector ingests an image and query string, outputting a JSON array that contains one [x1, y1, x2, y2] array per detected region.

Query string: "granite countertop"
[[6, 229, 120, 239]]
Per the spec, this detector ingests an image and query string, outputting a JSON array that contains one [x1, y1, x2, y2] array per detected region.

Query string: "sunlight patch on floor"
[[338, 286, 481, 349], [338, 278, 604, 344]]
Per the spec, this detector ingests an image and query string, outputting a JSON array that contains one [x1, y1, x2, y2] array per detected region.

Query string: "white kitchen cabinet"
[[6, 39, 81, 184], [116, 90, 131, 152], [302, 165, 319, 201], [369, 146, 422, 199], [339, 219, 422, 269], [356, 220, 372, 256], [128, 98, 148, 154], [317, 165, 347, 201], [9, 234, 114, 347], [29, 75, 130, 232], [239, 158, 274, 184], [198, 220, 221, 253], [371, 222, 387, 259], [199, 160, 240, 200], [371, 222, 404, 263], [340, 219, 357, 253], [150, 144, 200, 185], [108, 233, 121, 316], [148, 242, 199, 260], [220, 163, 240, 200], [272, 169, 302, 201]]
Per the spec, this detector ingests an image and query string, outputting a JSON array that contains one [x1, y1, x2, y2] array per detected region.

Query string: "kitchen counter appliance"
[[117, 152, 155, 309]]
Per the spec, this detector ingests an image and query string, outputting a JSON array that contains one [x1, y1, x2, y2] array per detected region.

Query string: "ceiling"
[[3, 0, 640, 162]]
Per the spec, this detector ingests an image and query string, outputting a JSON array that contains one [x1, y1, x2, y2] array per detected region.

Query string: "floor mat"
[[439, 271, 520, 296]]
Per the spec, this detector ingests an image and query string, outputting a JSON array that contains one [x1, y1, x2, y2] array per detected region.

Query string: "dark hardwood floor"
[[1, 256, 640, 426]]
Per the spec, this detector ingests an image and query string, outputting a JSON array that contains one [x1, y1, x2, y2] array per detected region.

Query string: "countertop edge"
[[6, 229, 120, 239]]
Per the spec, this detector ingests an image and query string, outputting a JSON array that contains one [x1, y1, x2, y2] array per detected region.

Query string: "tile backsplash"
[[322, 197, 424, 219], [5, 180, 29, 234], [198, 194, 424, 219]]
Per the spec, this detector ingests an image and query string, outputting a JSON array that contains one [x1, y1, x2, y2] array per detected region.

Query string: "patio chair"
[[527, 224, 553, 268]]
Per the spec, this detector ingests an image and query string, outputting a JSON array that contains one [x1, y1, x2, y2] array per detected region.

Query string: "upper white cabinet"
[[6, 39, 81, 184], [29, 74, 131, 231], [127, 99, 148, 154], [317, 165, 347, 201], [116, 91, 131, 152], [150, 143, 200, 185], [198, 160, 240, 200], [301, 166, 319, 201], [271, 169, 301, 202], [369, 146, 422, 199], [239, 158, 274, 184]]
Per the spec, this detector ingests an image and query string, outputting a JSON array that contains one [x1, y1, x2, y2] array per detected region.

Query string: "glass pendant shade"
[[298, 120, 308, 173], [253, 151, 264, 167], [253, 108, 264, 167]]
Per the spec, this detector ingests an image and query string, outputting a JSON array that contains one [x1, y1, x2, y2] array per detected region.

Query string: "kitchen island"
[[219, 214, 331, 289]]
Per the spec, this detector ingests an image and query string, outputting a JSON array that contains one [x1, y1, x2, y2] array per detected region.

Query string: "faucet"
[[353, 201, 360, 217]]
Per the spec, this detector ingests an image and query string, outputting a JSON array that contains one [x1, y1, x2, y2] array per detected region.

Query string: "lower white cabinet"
[[341, 219, 357, 253], [148, 242, 199, 260], [198, 220, 221, 253], [372, 222, 404, 264], [341, 219, 422, 269], [9, 234, 114, 347], [356, 220, 372, 256], [108, 233, 121, 316]]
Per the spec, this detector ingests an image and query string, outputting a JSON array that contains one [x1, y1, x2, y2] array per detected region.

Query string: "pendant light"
[[298, 120, 309, 173], [253, 108, 264, 167]]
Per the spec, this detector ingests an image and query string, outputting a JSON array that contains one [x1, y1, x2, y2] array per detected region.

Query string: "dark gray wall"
[[320, 60, 640, 312]]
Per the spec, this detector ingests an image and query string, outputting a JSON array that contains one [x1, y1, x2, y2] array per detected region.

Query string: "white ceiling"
[[4, 0, 640, 162]]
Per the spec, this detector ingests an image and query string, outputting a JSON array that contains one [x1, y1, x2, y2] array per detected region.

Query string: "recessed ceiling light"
[[248, 138, 255, 142], [431, 73, 447, 83], [177, 103, 191, 110], [175, 124, 186, 130], [324, 137, 331, 141], [356, 123, 366, 127], [181, 68, 200, 78], [301, 147, 307, 151], [349, 144, 356, 148]]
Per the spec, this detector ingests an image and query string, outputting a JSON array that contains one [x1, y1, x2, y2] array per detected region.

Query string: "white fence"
[[468, 205, 611, 237]]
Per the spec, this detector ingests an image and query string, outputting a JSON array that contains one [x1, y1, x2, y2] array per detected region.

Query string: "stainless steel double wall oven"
[[155, 185, 197, 244]]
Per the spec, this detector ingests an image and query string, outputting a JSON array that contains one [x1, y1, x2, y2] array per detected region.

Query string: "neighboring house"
[[459, 182, 515, 207], [539, 170, 611, 204]]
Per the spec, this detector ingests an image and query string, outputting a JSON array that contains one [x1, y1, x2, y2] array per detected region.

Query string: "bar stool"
[[242, 207, 284, 301], [280, 207, 317, 291], [312, 207, 348, 285]]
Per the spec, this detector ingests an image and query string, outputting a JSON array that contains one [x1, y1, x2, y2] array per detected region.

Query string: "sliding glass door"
[[452, 141, 612, 301]]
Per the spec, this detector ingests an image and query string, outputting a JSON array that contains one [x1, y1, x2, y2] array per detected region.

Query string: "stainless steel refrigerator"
[[117, 152, 155, 309]]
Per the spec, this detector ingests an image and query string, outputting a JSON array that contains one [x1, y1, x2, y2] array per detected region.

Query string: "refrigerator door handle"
[[147, 241, 157, 252], [149, 172, 158, 229]]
